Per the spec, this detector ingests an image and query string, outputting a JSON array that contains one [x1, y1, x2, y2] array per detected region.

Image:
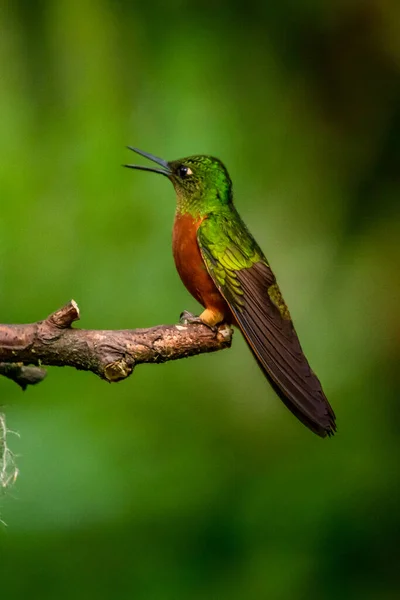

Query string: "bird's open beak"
[[124, 147, 172, 177]]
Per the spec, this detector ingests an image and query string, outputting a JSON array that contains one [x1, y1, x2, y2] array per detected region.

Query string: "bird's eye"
[[177, 165, 192, 178]]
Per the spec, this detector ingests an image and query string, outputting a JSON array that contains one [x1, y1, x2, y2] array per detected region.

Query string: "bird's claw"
[[179, 310, 218, 332], [179, 310, 204, 326]]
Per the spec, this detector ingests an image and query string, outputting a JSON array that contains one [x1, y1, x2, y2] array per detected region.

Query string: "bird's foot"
[[179, 310, 218, 333]]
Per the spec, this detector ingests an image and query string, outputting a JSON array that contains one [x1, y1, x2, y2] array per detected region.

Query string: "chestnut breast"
[[172, 212, 230, 316]]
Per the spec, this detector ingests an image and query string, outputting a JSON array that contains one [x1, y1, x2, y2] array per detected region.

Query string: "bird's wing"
[[197, 212, 336, 437]]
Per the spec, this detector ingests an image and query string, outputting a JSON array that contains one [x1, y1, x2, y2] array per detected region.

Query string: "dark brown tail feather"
[[232, 264, 336, 438], [246, 343, 335, 437]]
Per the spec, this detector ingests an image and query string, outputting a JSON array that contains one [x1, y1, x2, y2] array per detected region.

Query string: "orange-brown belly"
[[172, 213, 232, 323]]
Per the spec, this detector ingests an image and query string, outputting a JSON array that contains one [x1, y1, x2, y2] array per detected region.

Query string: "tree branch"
[[0, 301, 233, 385], [0, 363, 47, 390]]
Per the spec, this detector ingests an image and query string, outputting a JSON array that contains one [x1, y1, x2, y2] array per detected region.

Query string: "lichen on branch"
[[0, 413, 19, 497]]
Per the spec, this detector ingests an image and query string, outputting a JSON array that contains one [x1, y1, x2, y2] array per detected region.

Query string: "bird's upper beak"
[[124, 147, 172, 177]]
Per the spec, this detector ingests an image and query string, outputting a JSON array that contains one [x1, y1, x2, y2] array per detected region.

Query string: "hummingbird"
[[125, 147, 336, 438]]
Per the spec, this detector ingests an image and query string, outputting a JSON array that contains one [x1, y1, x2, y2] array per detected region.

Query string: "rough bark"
[[0, 301, 233, 387]]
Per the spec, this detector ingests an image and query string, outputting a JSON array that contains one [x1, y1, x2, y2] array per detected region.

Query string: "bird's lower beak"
[[124, 147, 172, 177]]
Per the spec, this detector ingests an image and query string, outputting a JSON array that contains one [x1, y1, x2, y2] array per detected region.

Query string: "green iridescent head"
[[125, 147, 233, 215]]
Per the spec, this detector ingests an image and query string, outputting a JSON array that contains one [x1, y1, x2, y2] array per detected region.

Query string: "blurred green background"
[[1, 1, 400, 598]]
